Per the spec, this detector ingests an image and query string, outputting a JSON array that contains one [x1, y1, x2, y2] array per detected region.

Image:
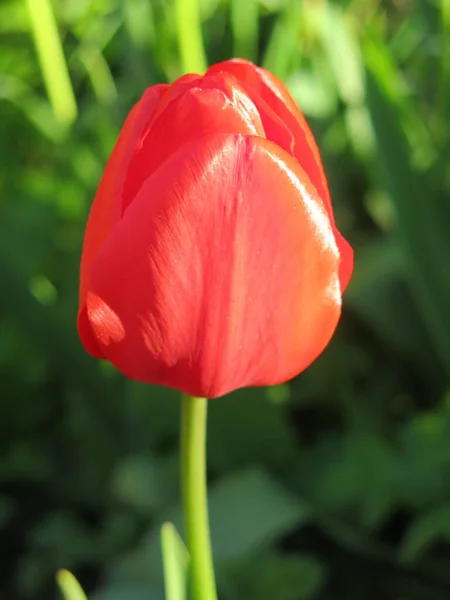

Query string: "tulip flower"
[[77, 59, 354, 600], [78, 59, 353, 399]]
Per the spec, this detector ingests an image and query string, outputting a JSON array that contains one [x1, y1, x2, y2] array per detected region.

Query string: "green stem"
[[442, 0, 450, 137], [174, 0, 207, 74], [56, 570, 88, 600], [181, 395, 217, 600], [26, 0, 77, 124]]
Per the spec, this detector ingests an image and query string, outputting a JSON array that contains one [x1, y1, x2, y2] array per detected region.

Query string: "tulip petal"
[[80, 133, 341, 397], [78, 85, 169, 357], [208, 60, 327, 201], [79, 84, 168, 309], [122, 73, 265, 212], [207, 59, 353, 290]]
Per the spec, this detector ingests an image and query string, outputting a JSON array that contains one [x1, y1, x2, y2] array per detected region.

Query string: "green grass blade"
[[25, 0, 77, 124], [56, 570, 88, 600], [262, 5, 298, 79], [123, 0, 156, 50], [364, 43, 450, 373], [441, 0, 450, 94], [161, 522, 189, 600], [174, 0, 207, 73], [77, 45, 117, 105], [318, 3, 364, 106], [230, 0, 258, 63], [442, 0, 450, 154]]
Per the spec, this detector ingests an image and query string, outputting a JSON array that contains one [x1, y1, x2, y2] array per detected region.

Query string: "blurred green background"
[[1, 0, 450, 598]]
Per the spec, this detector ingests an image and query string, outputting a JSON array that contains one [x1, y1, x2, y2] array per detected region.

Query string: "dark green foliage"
[[1, 0, 449, 598]]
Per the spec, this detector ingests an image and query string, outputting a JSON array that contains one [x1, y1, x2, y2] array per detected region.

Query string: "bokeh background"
[[1, 0, 450, 598]]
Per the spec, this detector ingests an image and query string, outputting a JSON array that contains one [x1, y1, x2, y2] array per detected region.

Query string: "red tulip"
[[78, 59, 353, 398]]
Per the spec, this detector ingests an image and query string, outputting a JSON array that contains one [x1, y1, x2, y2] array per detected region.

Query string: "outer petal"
[[208, 60, 327, 205], [78, 84, 168, 358], [208, 59, 353, 291], [79, 133, 342, 398], [122, 73, 265, 212]]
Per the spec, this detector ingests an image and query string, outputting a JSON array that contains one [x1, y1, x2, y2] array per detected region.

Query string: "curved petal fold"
[[208, 59, 353, 290], [80, 133, 341, 397], [79, 84, 168, 310], [122, 73, 265, 212]]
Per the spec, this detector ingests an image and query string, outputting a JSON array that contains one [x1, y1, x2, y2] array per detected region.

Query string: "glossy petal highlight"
[[80, 134, 341, 398], [207, 59, 353, 290]]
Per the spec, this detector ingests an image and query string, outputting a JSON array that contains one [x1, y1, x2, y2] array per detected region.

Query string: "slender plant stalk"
[[56, 570, 88, 600], [26, 0, 77, 124], [174, 0, 207, 74], [442, 0, 450, 132], [161, 522, 189, 600], [181, 395, 217, 600], [230, 0, 258, 63]]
